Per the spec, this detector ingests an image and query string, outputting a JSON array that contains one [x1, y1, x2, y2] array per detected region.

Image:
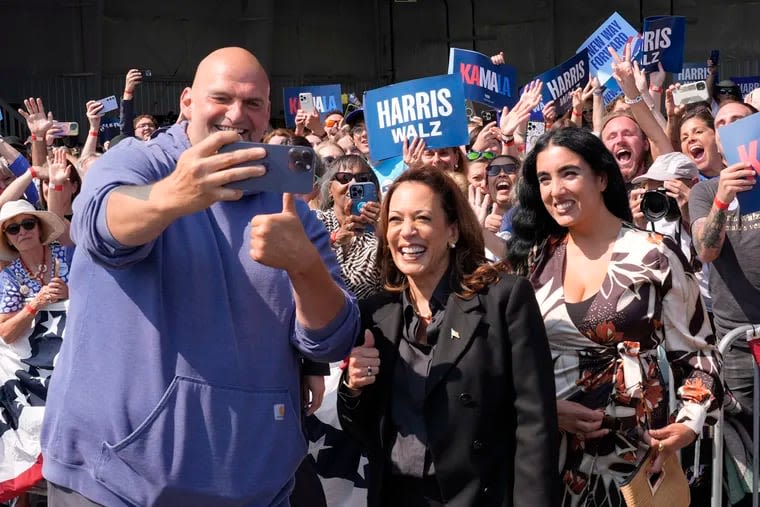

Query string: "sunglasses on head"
[[487, 163, 518, 177], [4, 218, 38, 235], [333, 172, 373, 184], [466, 150, 496, 161]]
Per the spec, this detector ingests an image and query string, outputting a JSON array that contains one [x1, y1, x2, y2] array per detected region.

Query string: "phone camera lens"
[[697, 82, 706, 90]]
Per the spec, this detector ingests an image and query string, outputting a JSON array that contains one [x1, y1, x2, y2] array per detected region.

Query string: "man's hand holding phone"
[[153, 130, 266, 217]]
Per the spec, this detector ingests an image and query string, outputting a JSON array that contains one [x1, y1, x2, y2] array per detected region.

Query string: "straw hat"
[[0, 200, 66, 261]]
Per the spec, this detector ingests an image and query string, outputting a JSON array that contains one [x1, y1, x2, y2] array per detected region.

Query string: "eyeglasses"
[[4, 218, 38, 235], [466, 150, 496, 161], [324, 119, 341, 128], [136, 123, 156, 130], [486, 163, 518, 177], [333, 172, 373, 184]]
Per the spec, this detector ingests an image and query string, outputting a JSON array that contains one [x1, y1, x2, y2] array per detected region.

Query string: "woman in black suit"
[[337, 167, 560, 507]]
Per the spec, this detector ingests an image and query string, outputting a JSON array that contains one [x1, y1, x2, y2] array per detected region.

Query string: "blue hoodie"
[[41, 124, 360, 506]]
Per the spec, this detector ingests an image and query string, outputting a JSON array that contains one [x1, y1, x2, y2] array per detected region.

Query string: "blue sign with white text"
[[447, 48, 518, 109], [527, 49, 590, 119], [731, 76, 760, 96], [676, 62, 713, 84], [363, 74, 469, 161], [282, 84, 342, 128], [603, 79, 623, 106], [640, 16, 685, 72], [577, 12, 640, 86], [717, 112, 760, 215]]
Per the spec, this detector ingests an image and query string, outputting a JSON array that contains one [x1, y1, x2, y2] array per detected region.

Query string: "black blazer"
[[338, 274, 560, 507]]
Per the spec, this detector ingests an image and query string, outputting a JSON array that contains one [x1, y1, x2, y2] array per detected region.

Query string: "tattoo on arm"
[[114, 184, 153, 201], [694, 208, 727, 256]]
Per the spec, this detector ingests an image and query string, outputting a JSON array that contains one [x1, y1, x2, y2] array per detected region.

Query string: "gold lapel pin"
[[451, 329, 460, 340]]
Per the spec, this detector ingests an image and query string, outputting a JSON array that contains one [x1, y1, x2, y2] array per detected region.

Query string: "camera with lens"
[[696, 81, 706, 90], [641, 187, 681, 222]]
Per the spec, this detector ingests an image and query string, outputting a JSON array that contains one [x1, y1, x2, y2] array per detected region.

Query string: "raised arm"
[[120, 69, 142, 137], [80, 100, 104, 162], [18, 97, 54, 168]]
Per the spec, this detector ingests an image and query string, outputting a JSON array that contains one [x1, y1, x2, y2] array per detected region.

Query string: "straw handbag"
[[619, 447, 690, 507]]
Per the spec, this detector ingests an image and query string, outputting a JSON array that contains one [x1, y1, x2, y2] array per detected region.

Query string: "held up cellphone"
[[672, 81, 711, 106], [710, 49, 720, 66], [53, 121, 79, 137], [218, 141, 316, 195], [299, 92, 315, 114], [96, 95, 119, 114], [141, 69, 152, 78], [349, 182, 378, 233]]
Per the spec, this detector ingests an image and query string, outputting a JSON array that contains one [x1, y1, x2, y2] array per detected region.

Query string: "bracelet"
[[504, 138, 515, 147], [341, 378, 361, 397], [29, 167, 37, 179], [592, 89, 604, 96], [24, 304, 37, 316], [123, 91, 133, 98], [624, 95, 644, 105], [501, 133, 514, 143], [714, 197, 730, 210], [649, 85, 664, 93], [31, 133, 39, 142], [571, 110, 582, 117], [329, 231, 338, 245], [54, 184, 64, 192], [89, 130, 98, 137]]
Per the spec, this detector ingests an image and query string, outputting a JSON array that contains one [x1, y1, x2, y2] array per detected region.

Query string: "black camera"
[[641, 188, 680, 222]]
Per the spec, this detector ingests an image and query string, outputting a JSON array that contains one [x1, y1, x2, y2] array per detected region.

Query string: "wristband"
[[545, 121, 554, 129], [504, 138, 515, 147], [330, 231, 338, 245], [714, 197, 730, 210], [501, 133, 514, 143], [24, 304, 37, 316], [31, 134, 38, 142], [54, 184, 64, 192], [89, 130, 98, 138], [29, 167, 37, 179], [572, 110, 582, 117], [623, 95, 644, 105], [124, 91, 133, 98], [649, 85, 664, 94]]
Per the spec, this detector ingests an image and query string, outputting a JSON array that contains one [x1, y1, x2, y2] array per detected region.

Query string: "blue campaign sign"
[[640, 16, 686, 72], [447, 48, 517, 109], [731, 76, 760, 96], [717, 113, 760, 215], [577, 12, 640, 86], [602, 79, 623, 106], [676, 62, 712, 84], [363, 74, 469, 161], [526, 49, 590, 119], [282, 84, 342, 128]]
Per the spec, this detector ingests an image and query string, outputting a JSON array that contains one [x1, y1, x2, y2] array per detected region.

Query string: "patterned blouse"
[[315, 208, 382, 300], [529, 223, 722, 507], [1, 243, 70, 313]]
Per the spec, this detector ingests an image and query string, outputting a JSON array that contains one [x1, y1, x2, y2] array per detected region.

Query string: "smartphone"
[[96, 95, 119, 114], [349, 182, 377, 233], [672, 81, 711, 106], [709, 49, 720, 66], [141, 69, 152, 78], [52, 122, 79, 137], [525, 120, 546, 153], [299, 92, 315, 114], [218, 141, 316, 195]]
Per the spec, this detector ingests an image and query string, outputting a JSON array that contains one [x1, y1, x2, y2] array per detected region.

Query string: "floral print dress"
[[529, 224, 722, 507]]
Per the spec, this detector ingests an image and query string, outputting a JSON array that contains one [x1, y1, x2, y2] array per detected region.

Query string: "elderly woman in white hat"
[[0, 199, 72, 344]]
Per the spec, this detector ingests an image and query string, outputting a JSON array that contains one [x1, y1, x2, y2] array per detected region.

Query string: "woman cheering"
[[337, 167, 559, 506], [508, 127, 722, 506]]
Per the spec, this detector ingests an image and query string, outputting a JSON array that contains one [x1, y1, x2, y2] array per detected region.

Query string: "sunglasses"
[[487, 163, 518, 177], [324, 119, 341, 128], [333, 172, 373, 184], [466, 150, 496, 161], [4, 218, 38, 235]]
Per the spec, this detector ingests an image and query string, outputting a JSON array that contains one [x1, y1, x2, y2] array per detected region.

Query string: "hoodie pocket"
[[94, 376, 305, 507]]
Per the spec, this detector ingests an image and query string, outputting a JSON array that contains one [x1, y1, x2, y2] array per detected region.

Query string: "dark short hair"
[[133, 114, 157, 129], [508, 127, 632, 275]]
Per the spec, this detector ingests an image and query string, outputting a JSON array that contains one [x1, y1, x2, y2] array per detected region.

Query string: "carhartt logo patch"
[[274, 404, 285, 420]]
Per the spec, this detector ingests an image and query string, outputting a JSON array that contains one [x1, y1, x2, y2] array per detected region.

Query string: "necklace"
[[18, 246, 50, 296], [408, 290, 433, 322]]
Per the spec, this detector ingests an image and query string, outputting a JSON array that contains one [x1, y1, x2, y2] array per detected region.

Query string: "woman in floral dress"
[[507, 127, 722, 506]]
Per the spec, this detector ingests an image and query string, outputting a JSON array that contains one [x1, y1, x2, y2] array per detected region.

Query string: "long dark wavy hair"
[[507, 127, 632, 275], [378, 166, 505, 298]]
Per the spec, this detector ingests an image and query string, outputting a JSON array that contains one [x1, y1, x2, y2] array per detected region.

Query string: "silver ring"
[[367, 366, 373, 377]]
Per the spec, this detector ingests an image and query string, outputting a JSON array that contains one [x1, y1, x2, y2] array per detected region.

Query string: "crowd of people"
[[0, 40, 758, 507]]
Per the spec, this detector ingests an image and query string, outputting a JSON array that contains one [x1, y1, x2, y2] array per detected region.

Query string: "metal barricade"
[[712, 324, 760, 507]]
